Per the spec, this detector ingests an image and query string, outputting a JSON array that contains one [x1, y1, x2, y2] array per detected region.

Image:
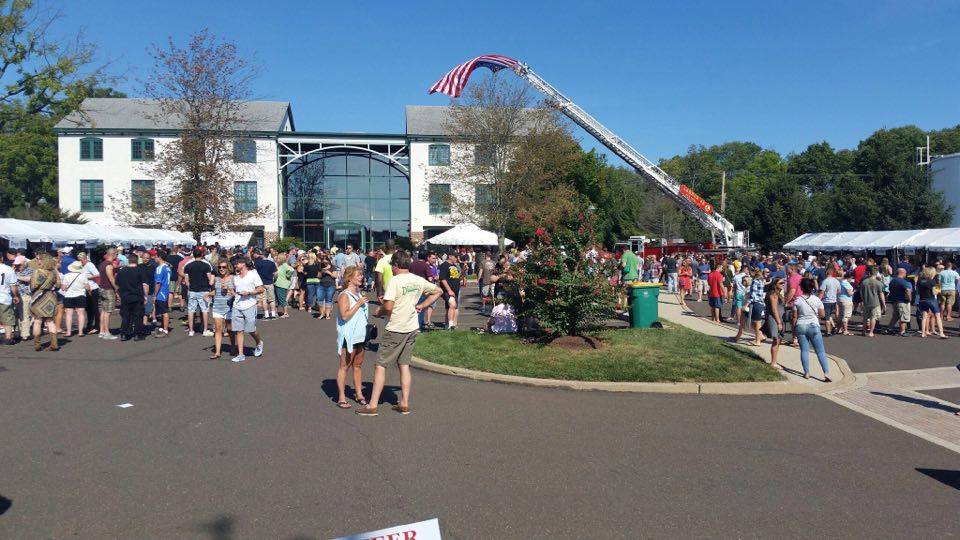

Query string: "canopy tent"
[[200, 231, 253, 248], [423, 223, 514, 246], [784, 227, 960, 252], [0, 218, 196, 248]]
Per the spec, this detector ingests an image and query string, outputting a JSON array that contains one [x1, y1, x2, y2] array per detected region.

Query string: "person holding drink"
[[209, 260, 236, 359]]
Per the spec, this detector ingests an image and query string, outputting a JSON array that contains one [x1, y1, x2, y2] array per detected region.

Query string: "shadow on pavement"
[[320, 379, 400, 406], [199, 515, 234, 540], [0, 494, 10, 516], [916, 468, 960, 491], [871, 391, 960, 414]]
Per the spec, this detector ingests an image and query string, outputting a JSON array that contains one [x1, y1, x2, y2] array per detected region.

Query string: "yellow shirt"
[[383, 272, 440, 333], [375, 253, 393, 291]]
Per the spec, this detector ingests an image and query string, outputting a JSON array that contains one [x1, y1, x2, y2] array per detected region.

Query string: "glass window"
[[475, 144, 495, 167], [370, 157, 389, 176], [475, 184, 495, 213], [131, 179, 155, 211], [346, 154, 369, 176], [347, 177, 370, 199], [347, 198, 371, 221], [131, 138, 155, 161], [389, 176, 409, 199], [234, 181, 258, 212], [232, 139, 257, 163], [370, 199, 391, 220], [429, 184, 451, 215], [391, 220, 410, 236], [428, 144, 450, 166], [80, 137, 103, 160], [323, 154, 347, 175], [390, 198, 409, 220], [325, 176, 348, 199], [325, 200, 348, 221], [80, 179, 103, 211]]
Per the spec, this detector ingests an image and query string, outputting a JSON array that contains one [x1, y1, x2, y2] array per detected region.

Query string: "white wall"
[[409, 140, 481, 235], [58, 134, 280, 233]]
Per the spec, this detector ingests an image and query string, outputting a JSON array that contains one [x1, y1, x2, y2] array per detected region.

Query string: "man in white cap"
[[0, 255, 21, 345]]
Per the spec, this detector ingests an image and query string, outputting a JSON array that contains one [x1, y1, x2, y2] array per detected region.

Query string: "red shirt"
[[707, 270, 724, 298], [785, 272, 802, 306], [853, 264, 867, 285]]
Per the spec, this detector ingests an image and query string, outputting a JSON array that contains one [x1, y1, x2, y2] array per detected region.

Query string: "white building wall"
[[58, 134, 280, 234], [409, 140, 480, 238]]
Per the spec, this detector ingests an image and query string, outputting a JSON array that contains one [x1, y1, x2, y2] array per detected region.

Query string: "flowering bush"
[[517, 213, 619, 336]]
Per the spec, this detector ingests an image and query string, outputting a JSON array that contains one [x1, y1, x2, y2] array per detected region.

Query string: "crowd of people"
[[618, 248, 960, 382]]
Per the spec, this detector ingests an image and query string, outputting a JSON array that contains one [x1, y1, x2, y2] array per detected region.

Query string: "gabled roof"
[[405, 105, 451, 136], [54, 98, 293, 134]]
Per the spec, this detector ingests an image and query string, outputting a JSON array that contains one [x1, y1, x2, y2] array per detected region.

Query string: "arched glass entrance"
[[280, 142, 410, 250]]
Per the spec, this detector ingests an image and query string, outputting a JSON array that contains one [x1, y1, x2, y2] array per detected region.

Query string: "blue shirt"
[[254, 259, 277, 285], [697, 263, 710, 279], [59, 255, 76, 274], [887, 277, 912, 304], [939, 269, 959, 292], [154, 264, 171, 302], [770, 269, 786, 280]]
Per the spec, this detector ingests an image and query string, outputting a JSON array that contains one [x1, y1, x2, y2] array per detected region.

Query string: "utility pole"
[[720, 171, 727, 214]]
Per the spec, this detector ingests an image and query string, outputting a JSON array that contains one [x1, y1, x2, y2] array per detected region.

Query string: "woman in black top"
[[318, 257, 337, 320], [303, 252, 321, 315], [295, 254, 308, 311], [918, 266, 946, 338]]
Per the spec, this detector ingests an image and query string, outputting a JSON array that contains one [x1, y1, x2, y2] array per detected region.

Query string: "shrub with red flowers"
[[516, 213, 619, 337]]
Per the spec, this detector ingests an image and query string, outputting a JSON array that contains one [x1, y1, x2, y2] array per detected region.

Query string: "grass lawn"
[[413, 326, 782, 383]]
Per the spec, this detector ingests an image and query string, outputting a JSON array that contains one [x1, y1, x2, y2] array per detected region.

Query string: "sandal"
[[337, 401, 352, 409], [356, 397, 368, 406], [209, 352, 220, 359]]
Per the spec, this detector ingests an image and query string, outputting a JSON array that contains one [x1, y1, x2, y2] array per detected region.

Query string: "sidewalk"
[[657, 294, 855, 394]]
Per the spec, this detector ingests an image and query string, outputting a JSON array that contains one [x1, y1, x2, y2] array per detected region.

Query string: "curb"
[[410, 356, 847, 395]]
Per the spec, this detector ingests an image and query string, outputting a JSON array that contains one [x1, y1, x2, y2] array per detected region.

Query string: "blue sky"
[[59, 0, 959, 162]]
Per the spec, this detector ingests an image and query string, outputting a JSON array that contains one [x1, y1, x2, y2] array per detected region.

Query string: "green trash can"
[[628, 282, 661, 328]]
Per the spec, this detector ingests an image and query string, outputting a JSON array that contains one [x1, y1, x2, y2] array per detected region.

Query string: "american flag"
[[428, 54, 520, 98]]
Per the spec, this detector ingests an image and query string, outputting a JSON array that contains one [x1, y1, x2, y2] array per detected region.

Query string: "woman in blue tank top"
[[335, 266, 369, 408]]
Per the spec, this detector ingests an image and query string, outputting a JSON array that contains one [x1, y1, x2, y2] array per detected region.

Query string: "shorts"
[[144, 294, 155, 316], [481, 284, 494, 298], [188, 291, 210, 314], [708, 297, 723, 309], [840, 300, 853, 320], [211, 310, 231, 320], [99, 290, 116, 313], [939, 290, 956, 305], [444, 290, 460, 308], [823, 303, 836, 318], [63, 295, 87, 309], [0, 303, 15, 326], [231, 304, 257, 333], [154, 299, 169, 315], [733, 293, 745, 309], [180, 283, 188, 299], [274, 286, 288, 308], [698, 279, 709, 294], [763, 314, 784, 340], [376, 329, 418, 367], [919, 300, 941, 314], [749, 301, 765, 322], [892, 302, 911, 323], [863, 305, 882, 322], [257, 284, 276, 304]]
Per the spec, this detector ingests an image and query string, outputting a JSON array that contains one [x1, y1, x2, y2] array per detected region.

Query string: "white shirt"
[[61, 271, 89, 298], [83, 261, 100, 290], [0, 263, 16, 305], [794, 294, 824, 326], [820, 277, 840, 303], [232, 270, 263, 310]]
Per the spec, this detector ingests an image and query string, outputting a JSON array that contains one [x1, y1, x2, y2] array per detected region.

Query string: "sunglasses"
[[219, 266, 229, 269]]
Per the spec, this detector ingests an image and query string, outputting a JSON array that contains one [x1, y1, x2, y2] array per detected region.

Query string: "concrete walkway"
[[657, 294, 855, 394]]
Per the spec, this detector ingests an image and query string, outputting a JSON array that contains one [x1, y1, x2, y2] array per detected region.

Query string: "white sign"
[[332, 518, 441, 540]]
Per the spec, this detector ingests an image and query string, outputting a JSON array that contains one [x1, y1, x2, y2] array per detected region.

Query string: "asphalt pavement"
[[1, 297, 960, 538]]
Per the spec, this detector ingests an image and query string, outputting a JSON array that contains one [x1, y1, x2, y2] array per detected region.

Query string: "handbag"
[[365, 323, 378, 342]]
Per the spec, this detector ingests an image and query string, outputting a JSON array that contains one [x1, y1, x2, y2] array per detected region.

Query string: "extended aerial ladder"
[[513, 63, 747, 247]]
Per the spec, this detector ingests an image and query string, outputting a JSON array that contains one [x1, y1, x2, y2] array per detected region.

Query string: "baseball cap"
[[148, 249, 158, 256], [13, 255, 27, 265]]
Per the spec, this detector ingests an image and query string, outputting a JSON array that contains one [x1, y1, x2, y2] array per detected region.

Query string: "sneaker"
[[279, 313, 290, 319], [355, 405, 378, 416], [254, 340, 264, 357], [102, 333, 119, 341], [202, 330, 214, 337], [391, 404, 411, 415], [231, 355, 246, 363], [189, 330, 195, 337]]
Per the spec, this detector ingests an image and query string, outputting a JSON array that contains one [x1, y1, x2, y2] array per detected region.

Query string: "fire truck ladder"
[[514, 63, 746, 247]]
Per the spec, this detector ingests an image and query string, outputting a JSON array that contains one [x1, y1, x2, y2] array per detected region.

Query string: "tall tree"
[[434, 72, 582, 251], [0, 0, 116, 215], [110, 30, 268, 240]]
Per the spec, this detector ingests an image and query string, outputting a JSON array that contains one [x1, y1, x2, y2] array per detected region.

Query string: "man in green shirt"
[[273, 259, 296, 319], [375, 239, 396, 302], [621, 247, 639, 282]]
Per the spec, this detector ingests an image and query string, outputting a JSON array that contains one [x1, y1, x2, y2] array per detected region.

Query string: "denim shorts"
[[708, 297, 723, 309], [188, 291, 210, 314]]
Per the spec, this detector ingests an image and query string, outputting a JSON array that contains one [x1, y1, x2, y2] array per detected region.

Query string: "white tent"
[[784, 227, 960, 252], [0, 218, 196, 248], [927, 229, 960, 252], [200, 231, 253, 248], [424, 223, 514, 246], [861, 229, 925, 250], [0, 218, 51, 247]]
